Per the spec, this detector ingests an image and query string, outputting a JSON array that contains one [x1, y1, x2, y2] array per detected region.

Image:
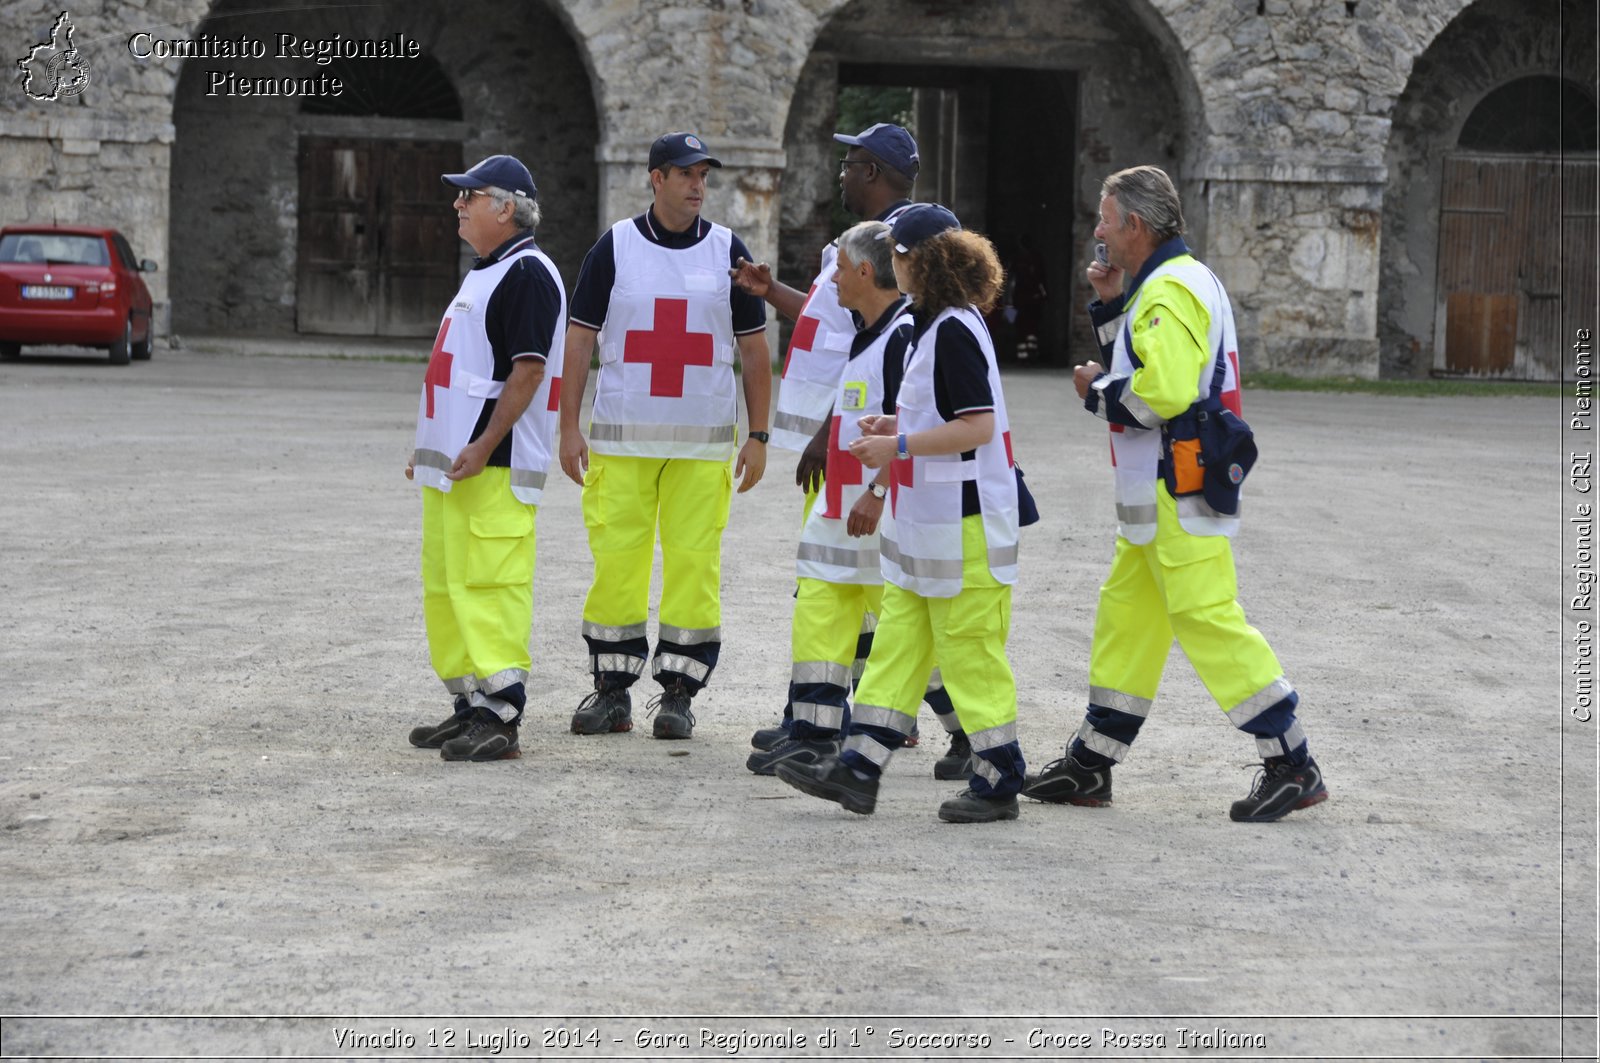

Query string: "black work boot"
[[571, 684, 633, 735], [933, 729, 973, 780], [776, 754, 879, 815], [1021, 754, 1113, 806], [408, 698, 473, 749], [746, 736, 839, 776], [937, 787, 1020, 823], [647, 682, 695, 739], [439, 710, 520, 762], [1229, 756, 1328, 822]]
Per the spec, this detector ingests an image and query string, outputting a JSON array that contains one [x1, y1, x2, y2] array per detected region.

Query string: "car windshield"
[[0, 233, 109, 267]]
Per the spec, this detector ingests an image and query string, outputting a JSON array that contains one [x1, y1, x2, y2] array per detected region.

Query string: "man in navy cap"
[[732, 123, 974, 780], [557, 131, 772, 740], [405, 154, 568, 762]]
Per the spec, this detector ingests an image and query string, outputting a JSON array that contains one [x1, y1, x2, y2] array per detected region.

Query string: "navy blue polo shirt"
[[470, 230, 564, 468], [569, 209, 767, 335]]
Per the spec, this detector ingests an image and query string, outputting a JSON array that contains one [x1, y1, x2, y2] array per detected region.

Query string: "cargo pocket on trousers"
[[466, 507, 535, 588], [581, 464, 606, 531]]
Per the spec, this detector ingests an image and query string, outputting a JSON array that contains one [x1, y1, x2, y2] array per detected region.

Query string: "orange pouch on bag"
[[1169, 437, 1205, 495]]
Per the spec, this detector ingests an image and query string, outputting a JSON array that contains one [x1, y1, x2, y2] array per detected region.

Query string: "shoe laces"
[[645, 685, 695, 725]]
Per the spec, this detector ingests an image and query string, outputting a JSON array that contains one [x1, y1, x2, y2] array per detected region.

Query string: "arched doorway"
[[1435, 76, 1598, 378]]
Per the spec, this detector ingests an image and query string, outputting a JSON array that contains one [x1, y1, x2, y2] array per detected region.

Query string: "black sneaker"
[[1022, 754, 1113, 806], [439, 711, 520, 762], [571, 685, 632, 735], [408, 703, 473, 749], [933, 730, 973, 781], [1230, 756, 1328, 822], [775, 754, 878, 815], [938, 788, 1020, 823], [646, 683, 695, 740], [746, 736, 838, 776], [750, 722, 790, 751]]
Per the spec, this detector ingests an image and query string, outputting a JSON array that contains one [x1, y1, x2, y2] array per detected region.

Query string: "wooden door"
[[1436, 154, 1597, 379], [297, 137, 462, 337]]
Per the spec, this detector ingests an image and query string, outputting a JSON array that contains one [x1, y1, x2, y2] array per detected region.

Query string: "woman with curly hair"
[[776, 203, 1027, 823]]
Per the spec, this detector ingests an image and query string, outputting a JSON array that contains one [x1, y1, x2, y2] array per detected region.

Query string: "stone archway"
[[169, 0, 599, 338], [1381, 0, 1598, 379], [777, 0, 1198, 367]]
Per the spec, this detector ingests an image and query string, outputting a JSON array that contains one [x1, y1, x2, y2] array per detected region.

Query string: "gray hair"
[[1102, 165, 1184, 242], [485, 185, 542, 230], [836, 220, 897, 290]]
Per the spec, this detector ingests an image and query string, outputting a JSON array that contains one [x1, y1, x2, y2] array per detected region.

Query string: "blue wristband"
[[896, 432, 909, 460]]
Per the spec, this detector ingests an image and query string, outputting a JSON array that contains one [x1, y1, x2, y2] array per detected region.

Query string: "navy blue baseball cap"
[[833, 123, 920, 181], [883, 203, 961, 253], [442, 155, 537, 200], [648, 132, 722, 171]]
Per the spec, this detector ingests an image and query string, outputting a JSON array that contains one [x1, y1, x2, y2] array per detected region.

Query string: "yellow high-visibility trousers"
[[581, 452, 732, 688], [421, 467, 537, 720]]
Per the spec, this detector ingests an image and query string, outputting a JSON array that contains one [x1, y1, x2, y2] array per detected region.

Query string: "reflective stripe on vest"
[[795, 305, 912, 585], [590, 219, 737, 461], [1107, 255, 1241, 543], [880, 306, 1019, 597], [412, 241, 567, 505]]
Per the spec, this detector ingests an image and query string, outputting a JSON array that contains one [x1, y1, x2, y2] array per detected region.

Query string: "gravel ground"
[[0, 344, 1591, 1061]]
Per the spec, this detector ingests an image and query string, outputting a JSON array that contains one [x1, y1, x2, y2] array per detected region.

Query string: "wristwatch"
[[868, 482, 888, 500], [748, 431, 769, 444]]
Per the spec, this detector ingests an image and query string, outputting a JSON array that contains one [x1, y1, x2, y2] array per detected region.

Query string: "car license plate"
[[22, 285, 74, 300]]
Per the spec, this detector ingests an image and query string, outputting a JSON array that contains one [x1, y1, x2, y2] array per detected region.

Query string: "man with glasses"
[[405, 154, 567, 762], [558, 132, 771, 740], [732, 123, 974, 780]]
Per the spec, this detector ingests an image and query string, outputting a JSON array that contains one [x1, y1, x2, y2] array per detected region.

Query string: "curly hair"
[[896, 230, 1005, 319]]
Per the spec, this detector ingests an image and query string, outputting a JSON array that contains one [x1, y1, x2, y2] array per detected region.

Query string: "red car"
[[0, 225, 157, 365]]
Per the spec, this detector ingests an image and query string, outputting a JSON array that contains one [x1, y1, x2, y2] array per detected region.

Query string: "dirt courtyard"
[[0, 346, 1592, 1060]]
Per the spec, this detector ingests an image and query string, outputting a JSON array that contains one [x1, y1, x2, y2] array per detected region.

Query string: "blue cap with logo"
[[442, 155, 537, 200], [649, 132, 722, 172], [883, 202, 961, 253], [833, 123, 920, 182]]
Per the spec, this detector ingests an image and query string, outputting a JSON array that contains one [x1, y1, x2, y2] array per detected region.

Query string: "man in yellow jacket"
[[1023, 165, 1327, 822]]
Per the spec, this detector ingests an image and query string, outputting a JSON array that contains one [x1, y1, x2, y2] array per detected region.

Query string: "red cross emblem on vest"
[[782, 287, 821, 377], [423, 319, 453, 419], [821, 414, 864, 519], [624, 298, 714, 397]]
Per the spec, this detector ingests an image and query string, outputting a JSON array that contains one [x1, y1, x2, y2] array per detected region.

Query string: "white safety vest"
[[795, 303, 912, 585], [412, 240, 566, 504], [590, 219, 738, 460], [880, 306, 1020, 598], [772, 205, 913, 452], [1104, 255, 1242, 543]]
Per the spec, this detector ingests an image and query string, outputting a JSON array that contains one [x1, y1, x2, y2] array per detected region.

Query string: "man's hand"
[[1074, 361, 1104, 401], [446, 440, 489, 481], [730, 257, 773, 299], [559, 429, 589, 486], [405, 454, 415, 481], [1087, 257, 1123, 304], [848, 433, 898, 470], [795, 422, 829, 493], [847, 490, 884, 537], [734, 438, 766, 493]]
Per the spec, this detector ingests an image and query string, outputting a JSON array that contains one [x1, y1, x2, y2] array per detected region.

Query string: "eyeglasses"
[[454, 188, 491, 202]]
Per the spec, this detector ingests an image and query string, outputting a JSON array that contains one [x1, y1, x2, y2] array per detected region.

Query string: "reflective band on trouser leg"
[[929, 517, 1022, 796], [845, 582, 934, 775], [1078, 534, 1173, 764], [582, 454, 659, 687], [429, 467, 538, 725], [790, 578, 876, 739], [655, 457, 732, 692]]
